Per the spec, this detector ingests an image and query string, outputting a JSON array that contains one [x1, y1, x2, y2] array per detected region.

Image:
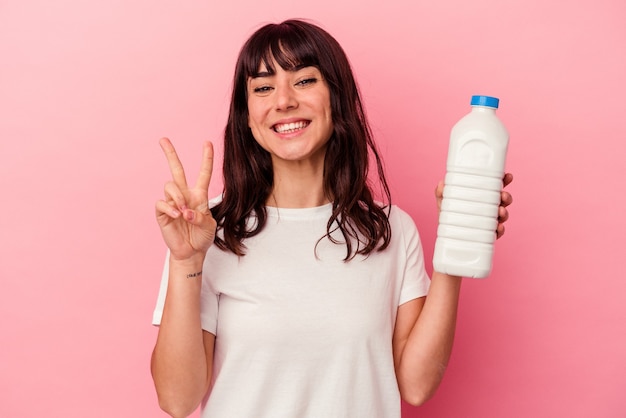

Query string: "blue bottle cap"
[[471, 95, 499, 108]]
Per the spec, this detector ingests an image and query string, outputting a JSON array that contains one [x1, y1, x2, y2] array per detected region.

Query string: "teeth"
[[274, 121, 308, 133]]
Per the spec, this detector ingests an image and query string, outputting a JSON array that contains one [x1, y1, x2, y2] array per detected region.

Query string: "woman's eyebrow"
[[250, 64, 316, 79], [250, 71, 273, 79], [292, 63, 310, 71]]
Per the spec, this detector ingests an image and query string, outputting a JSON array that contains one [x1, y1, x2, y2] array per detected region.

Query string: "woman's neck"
[[268, 161, 330, 208]]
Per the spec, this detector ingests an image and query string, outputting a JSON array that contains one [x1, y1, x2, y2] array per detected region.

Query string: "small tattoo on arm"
[[186, 271, 202, 278]]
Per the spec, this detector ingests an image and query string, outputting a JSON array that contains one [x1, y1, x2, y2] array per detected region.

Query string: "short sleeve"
[[151, 251, 170, 326], [395, 208, 431, 305]]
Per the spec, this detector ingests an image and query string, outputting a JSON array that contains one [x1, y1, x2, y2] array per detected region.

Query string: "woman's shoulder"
[[387, 204, 421, 239], [386, 203, 415, 225], [209, 194, 224, 208]]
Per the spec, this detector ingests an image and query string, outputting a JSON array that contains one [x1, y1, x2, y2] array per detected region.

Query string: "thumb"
[[183, 207, 210, 226], [182, 208, 216, 253], [435, 180, 445, 212], [434, 180, 445, 199]]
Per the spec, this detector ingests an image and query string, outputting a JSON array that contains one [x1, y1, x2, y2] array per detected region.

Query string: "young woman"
[[151, 19, 513, 418]]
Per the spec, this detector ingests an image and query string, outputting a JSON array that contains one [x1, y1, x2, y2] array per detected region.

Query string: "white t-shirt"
[[153, 203, 430, 418]]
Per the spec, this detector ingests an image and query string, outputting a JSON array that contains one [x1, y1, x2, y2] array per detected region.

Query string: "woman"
[[151, 19, 513, 418]]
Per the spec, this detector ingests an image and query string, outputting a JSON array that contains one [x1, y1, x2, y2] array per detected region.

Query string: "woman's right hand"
[[155, 138, 217, 261]]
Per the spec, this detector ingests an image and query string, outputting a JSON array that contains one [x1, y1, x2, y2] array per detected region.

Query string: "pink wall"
[[1, 0, 624, 417]]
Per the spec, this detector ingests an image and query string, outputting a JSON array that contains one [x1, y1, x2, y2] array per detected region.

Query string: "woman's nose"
[[274, 84, 298, 111]]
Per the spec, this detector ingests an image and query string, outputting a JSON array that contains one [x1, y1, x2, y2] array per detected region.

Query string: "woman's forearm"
[[151, 255, 213, 418], [396, 271, 462, 405]]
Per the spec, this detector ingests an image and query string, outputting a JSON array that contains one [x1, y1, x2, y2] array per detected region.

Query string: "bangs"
[[242, 23, 322, 77]]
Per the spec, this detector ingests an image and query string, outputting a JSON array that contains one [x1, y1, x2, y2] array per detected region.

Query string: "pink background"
[[1, 0, 625, 417]]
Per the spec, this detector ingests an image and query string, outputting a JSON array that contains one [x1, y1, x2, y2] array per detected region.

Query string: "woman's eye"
[[253, 86, 272, 93], [296, 78, 317, 87]]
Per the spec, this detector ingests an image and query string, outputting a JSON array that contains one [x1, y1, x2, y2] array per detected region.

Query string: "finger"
[[182, 206, 215, 228], [434, 180, 444, 211], [164, 181, 187, 212], [503, 172, 513, 188], [496, 224, 505, 239], [159, 137, 188, 188], [195, 141, 214, 191], [155, 200, 182, 220], [498, 206, 509, 223], [500, 191, 513, 207], [434, 180, 444, 199]]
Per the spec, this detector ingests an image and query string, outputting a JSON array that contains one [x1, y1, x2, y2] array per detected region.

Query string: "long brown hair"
[[211, 19, 392, 260]]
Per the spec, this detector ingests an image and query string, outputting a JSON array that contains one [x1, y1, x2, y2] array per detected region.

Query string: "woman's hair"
[[211, 19, 392, 260]]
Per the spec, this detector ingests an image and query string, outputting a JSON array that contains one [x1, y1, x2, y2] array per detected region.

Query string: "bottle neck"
[[471, 105, 497, 113]]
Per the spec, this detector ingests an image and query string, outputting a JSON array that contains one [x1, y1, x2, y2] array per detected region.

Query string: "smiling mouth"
[[273, 120, 310, 134]]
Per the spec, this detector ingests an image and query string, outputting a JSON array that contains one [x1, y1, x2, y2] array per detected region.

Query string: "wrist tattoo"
[[186, 271, 202, 279]]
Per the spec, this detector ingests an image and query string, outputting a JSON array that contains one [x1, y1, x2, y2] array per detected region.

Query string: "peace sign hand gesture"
[[155, 138, 217, 261]]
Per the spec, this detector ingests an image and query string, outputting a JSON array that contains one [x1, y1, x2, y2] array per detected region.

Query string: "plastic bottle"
[[432, 95, 509, 278]]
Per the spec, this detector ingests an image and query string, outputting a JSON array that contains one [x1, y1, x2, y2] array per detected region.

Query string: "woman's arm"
[[151, 256, 215, 418], [393, 174, 513, 405], [392, 273, 461, 406], [151, 138, 217, 417]]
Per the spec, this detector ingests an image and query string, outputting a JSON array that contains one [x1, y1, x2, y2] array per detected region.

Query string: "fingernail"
[[171, 209, 180, 217]]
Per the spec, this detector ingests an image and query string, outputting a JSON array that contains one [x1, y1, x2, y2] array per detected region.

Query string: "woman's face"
[[247, 59, 334, 170]]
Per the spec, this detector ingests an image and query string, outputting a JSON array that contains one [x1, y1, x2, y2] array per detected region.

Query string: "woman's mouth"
[[273, 120, 310, 134]]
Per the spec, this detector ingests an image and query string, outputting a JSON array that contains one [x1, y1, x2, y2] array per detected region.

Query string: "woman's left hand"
[[435, 173, 513, 239]]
